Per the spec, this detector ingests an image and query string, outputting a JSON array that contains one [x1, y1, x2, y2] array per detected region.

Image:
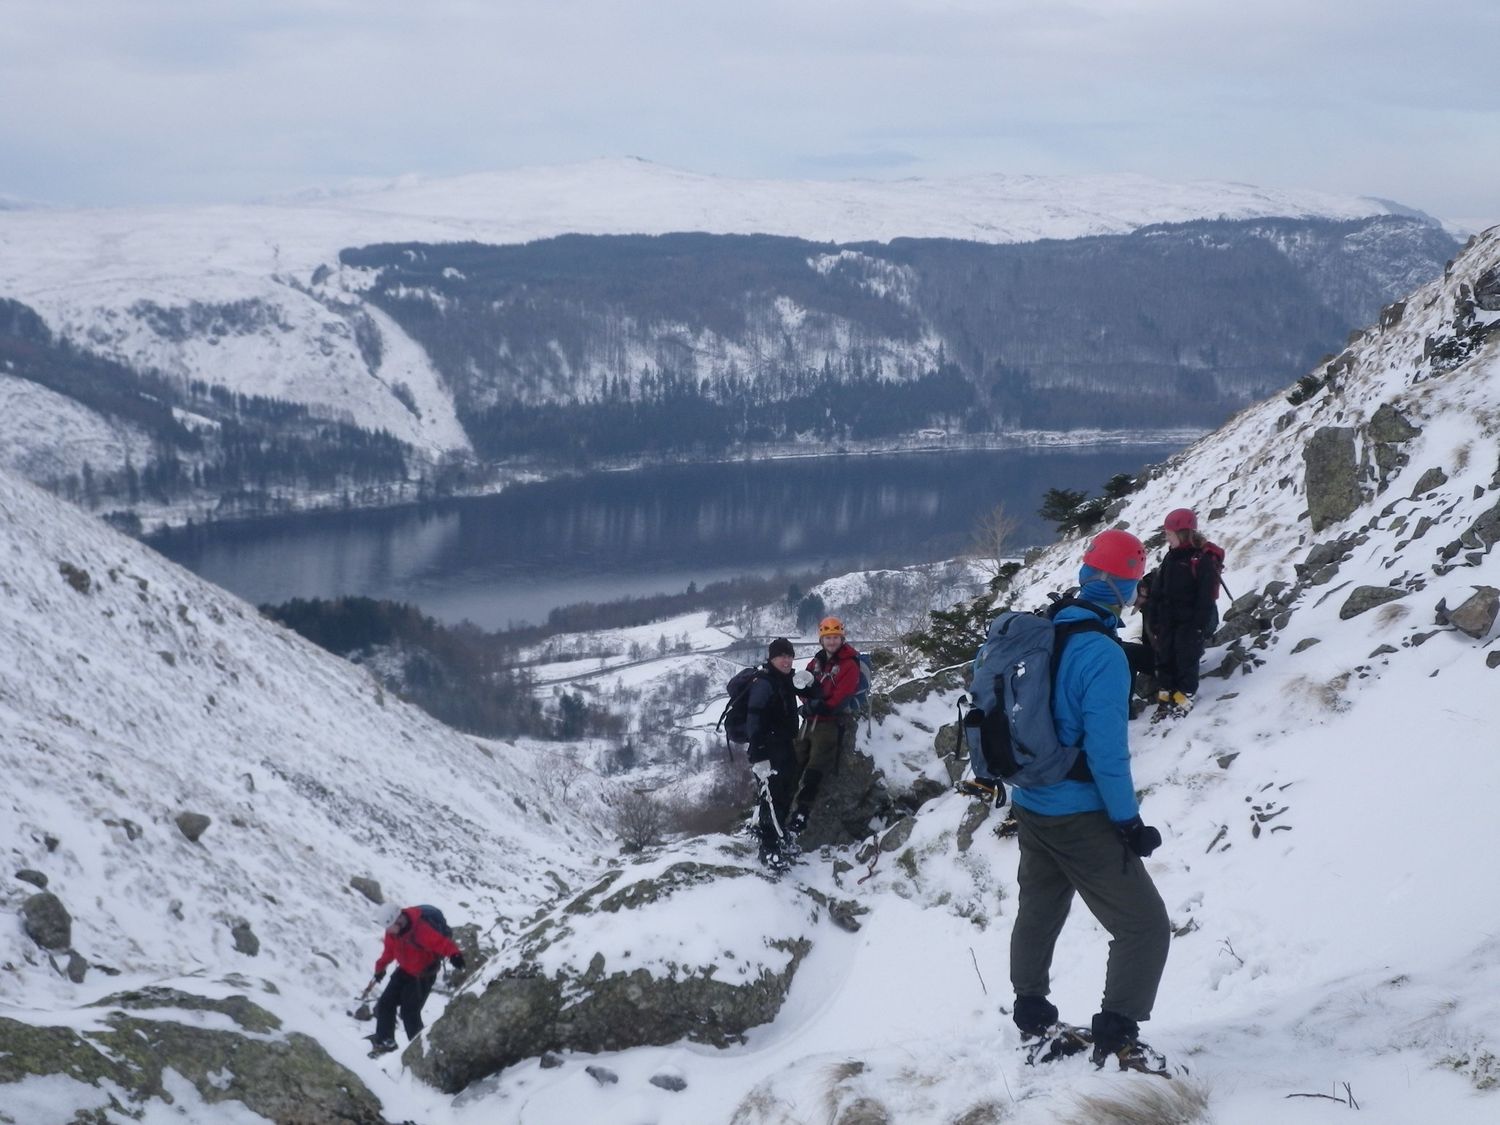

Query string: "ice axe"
[[349, 975, 379, 1021]]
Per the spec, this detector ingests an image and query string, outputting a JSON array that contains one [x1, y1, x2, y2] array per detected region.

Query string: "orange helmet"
[[818, 616, 845, 638]]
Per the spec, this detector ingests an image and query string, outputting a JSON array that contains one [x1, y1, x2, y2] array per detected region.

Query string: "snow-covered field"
[[4, 221, 1499, 1122]]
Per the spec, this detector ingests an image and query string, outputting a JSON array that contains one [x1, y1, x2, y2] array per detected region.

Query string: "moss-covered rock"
[[410, 860, 820, 1095], [0, 992, 386, 1125]]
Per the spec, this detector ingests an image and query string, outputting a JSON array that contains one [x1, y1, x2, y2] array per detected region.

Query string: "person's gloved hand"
[[1114, 816, 1162, 858], [373, 968, 386, 982], [449, 953, 466, 972], [750, 759, 773, 782]]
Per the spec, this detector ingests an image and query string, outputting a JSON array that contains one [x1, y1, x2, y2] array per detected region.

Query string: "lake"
[[148, 446, 1173, 628]]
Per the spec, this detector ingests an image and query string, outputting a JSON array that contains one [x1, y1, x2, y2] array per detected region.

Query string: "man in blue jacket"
[[1009, 528, 1170, 1070]]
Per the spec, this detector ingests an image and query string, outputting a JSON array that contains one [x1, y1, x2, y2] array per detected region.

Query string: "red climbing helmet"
[[1082, 529, 1147, 580], [1163, 508, 1198, 533]]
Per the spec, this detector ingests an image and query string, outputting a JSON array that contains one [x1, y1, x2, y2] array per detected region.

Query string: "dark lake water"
[[149, 447, 1172, 629]]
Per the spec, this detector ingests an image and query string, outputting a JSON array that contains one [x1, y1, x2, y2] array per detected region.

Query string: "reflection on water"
[[150, 447, 1171, 628]]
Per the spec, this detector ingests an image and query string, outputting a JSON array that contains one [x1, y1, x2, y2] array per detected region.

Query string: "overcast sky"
[[4, 0, 1496, 228]]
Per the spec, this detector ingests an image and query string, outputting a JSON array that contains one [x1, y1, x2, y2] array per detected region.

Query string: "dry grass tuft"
[[1058, 1078, 1213, 1125]]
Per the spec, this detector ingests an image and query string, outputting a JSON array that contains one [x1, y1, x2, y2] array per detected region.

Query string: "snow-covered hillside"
[[0, 466, 609, 1121]]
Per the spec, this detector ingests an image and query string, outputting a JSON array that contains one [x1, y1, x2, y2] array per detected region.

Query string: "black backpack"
[[716, 666, 765, 745], [415, 904, 452, 939]]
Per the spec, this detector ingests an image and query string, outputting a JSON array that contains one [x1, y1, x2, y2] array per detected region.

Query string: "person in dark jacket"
[[1146, 508, 1220, 715], [367, 906, 465, 1054], [747, 637, 802, 872], [1008, 528, 1170, 1071]]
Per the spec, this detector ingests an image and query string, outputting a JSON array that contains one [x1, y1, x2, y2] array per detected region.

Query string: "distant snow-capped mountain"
[[0, 160, 1461, 525]]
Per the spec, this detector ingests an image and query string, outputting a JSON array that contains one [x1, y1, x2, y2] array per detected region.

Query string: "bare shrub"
[[968, 502, 1020, 581], [535, 746, 585, 802], [1058, 1078, 1213, 1125], [602, 785, 666, 851], [665, 759, 756, 838]]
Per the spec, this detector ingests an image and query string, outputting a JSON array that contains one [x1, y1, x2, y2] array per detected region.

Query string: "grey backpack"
[[963, 605, 1112, 788]]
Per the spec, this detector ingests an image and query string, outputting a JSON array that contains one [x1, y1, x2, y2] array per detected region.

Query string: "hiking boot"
[[1012, 995, 1059, 1039], [1025, 1024, 1093, 1065], [1156, 689, 1171, 705], [365, 1035, 398, 1056], [1170, 691, 1194, 716], [758, 846, 790, 874], [1091, 1038, 1172, 1077]]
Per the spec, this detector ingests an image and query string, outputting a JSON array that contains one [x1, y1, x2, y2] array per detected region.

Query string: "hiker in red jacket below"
[[366, 906, 465, 1055], [790, 617, 861, 834]]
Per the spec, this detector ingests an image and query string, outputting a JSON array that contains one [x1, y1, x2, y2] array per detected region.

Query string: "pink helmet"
[[1082, 529, 1147, 580], [1164, 508, 1198, 533]]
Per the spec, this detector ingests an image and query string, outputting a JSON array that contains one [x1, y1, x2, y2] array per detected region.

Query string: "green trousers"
[[1009, 806, 1169, 1023], [792, 718, 845, 809]]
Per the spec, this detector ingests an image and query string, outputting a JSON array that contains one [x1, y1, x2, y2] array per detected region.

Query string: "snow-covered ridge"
[[0, 159, 1411, 292]]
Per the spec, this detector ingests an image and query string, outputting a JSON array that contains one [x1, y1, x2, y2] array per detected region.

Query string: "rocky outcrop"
[[1368, 403, 1421, 487], [174, 811, 212, 842], [0, 990, 385, 1125], [1304, 427, 1362, 531], [349, 875, 384, 904], [409, 858, 825, 1094], [1438, 586, 1500, 639], [21, 891, 71, 951], [794, 743, 892, 849], [1339, 586, 1408, 620]]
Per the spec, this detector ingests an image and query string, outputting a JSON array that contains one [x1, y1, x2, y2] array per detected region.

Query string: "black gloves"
[[449, 953, 466, 972], [1114, 817, 1162, 858], [373, 968, 386, 982]]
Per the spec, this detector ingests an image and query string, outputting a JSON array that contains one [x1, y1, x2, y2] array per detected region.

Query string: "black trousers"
[[1154, 622, 1205, 696], [374, 967, 437, 1041], [755, 737, 800, 844]]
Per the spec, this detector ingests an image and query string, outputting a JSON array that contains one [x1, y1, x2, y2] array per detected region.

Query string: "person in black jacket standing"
[[1147, 508, 1220, 716], [747, 637, 801, 872]]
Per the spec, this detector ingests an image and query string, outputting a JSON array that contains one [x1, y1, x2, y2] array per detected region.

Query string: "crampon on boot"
[[1090, 1038, 1173, 1078], [1021, 1024, 1094, 1066], [1088, 1011, 1173, 1078]]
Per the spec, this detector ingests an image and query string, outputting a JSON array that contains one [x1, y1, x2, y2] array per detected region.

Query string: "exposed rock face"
[[794, 743, 892, 849], [21, 891, 71, 951], [1439, 586, 1500, 639], [934, 721, 964, 784], [349, 875, 384, 904], [409, 858, 823, 1094], [14, 868, 47, 889], [1368, 403, 1421, 486], [1339, 586, 1408, 619], [231, 919, 260, 956], [174, 811, 212, 842], [1474, 265, 1500, 312], [1304, 427, 1363, 531], [0, 991, 385, 1124]]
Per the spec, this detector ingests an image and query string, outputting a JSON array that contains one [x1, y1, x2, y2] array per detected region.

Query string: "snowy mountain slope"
[[379, 230, 1500, 1124], [0, 373, 155, 483], [0, 160, 1425, 463], [0, 466, 612, 1119]]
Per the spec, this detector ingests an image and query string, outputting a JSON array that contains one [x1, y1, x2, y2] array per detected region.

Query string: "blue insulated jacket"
[[1010, 603, 1139, 822]]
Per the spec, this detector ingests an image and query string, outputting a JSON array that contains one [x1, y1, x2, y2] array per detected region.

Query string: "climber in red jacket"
[[366, 905, 465, 1055]]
